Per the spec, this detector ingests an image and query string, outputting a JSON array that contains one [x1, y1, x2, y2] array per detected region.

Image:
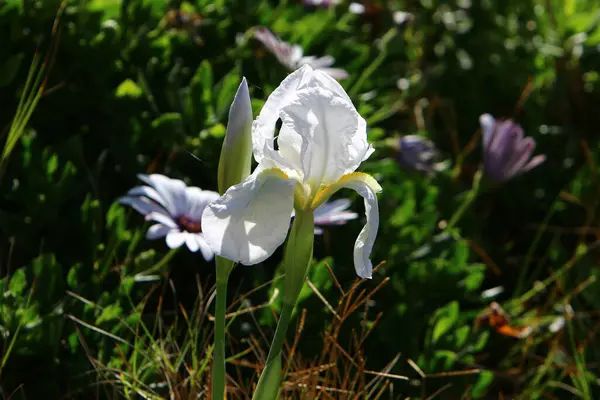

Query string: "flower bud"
[[218, 78, 253, 194]]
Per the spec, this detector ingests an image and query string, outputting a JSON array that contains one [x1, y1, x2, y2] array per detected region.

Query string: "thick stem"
[[212, 256, 235, 400], [251, 209, 314, 400]]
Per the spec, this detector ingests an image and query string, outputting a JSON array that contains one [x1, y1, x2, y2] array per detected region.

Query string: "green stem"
[[445, 170, 483, 232], [252, 209, 314, 400], [348, 28, 396, 98], [212, 256, 235, 400]]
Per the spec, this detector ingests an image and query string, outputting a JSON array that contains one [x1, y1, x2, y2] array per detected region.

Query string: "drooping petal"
[[146, 224, 172, 239], [185, 187, 220, 221], [252, 65, 313, 163], [138, 174, 188, 216], [166, 230, 186, 249], [201, 168, 297, 265], [280, 86, 361, 186], [311, 172, 382, 279]]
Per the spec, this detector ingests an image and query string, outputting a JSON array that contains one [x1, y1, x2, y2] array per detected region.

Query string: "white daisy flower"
[[119, 174, 219, 261]]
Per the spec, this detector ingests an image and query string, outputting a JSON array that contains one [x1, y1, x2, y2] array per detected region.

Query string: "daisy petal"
[[185, 187, 220, 221], [138, 174, 188, 216], [146, 224, 172, 240], [145, 212, 178, 228], [166, 230, 186, 249], [185, 232, 200, 252], [119, 196, 166, 217]]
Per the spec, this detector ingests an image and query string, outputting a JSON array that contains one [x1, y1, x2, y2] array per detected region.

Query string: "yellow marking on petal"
[[311, 172, 382, 210], [260, 168, 289, 180]]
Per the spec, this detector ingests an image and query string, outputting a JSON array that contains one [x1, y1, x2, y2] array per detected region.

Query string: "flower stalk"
[[212, 256, 235, 400], [211, 78, 253, 400], [252, 208, 315, 400]]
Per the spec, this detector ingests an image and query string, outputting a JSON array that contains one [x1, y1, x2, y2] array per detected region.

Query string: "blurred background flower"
[[253, 26, 348, 80], [480, 114, 546, 182], [394, 135, 446, 175], [119, 174, 218, 260]]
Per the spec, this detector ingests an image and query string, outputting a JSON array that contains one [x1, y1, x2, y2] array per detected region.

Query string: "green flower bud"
[[217, 78, 253, 194]]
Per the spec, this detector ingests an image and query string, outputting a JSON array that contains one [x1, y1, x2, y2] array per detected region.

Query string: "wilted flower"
[[480, 114, 546, 182], [202, 65, 381, 279], [395, 135, 445, 174], [292, 198, 359, 234], [253, 27, 349, 80], [119, 174, 219, 260]]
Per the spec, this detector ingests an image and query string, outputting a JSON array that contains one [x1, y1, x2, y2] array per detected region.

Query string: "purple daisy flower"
[[480, 114, 546, 182]]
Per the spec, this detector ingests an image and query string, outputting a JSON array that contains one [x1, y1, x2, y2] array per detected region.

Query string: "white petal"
[[280, 87, 362, 186], [146, 224, 172, 239], [166, 230, 186, 249], [185, 232, 200, 252], [137, 174, 188, 217], [196, 234, 215, 261], [479, 113, 496, 149], [201, 169, 296, 265], [126, 186, 169, 210], [312, 173, 382, 279], [119, 195, 166, 217], [306, 68, 352, 103], [252, 65, 314, 164], [346, 181, 379, 279], [185, 187, 220, 221], [145, 212, 178, 228]]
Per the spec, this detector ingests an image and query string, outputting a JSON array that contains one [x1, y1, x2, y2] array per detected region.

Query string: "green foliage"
[[1, 0, 600, 398]]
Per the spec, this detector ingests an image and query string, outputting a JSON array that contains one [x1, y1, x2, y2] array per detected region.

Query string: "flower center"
[[177, 215, 202, 233]]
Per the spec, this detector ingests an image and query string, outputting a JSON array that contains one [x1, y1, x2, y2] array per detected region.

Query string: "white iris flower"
[[201, 65, 381, 278], [120, 174, 219, 261]]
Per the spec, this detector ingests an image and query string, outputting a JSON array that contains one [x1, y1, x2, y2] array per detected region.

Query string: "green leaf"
[[8, 269, 27, 296], [151, 112, 183, 134], [96, 304, 123, 325], [115, 79, 143, 98], [470, 370, 493, 398], [432, 301, 459, 344]]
